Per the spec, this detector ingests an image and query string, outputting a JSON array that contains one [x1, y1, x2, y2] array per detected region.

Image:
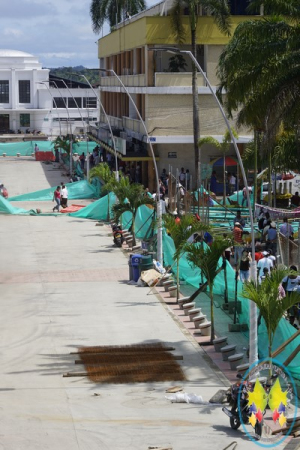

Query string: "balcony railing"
[[123, 116, 144, 134], [155, 72, 206, 87], [100, 74, 146, 88]]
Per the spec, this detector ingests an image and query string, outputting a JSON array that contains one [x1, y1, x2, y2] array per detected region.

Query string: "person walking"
[[233, 222, 244, 266], [282, 265, 300, 326], [257, 251, 274, 282], [79, 152, 85, 170], [280, 217, 294, 239], [61, 184, 68, 208], [52, 186, 61, 212], [239, 249, 252, 283], [266, 221, 277, 255]]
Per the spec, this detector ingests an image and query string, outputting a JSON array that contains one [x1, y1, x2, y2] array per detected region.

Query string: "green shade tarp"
[[9, 180, 98, 201], [69, 192, 116, 220], [163, 231, 300, 380]]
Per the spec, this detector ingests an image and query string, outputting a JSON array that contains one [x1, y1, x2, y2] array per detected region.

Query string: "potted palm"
[[185, 236, 233, 342], [242, 268, 300, 362], [162, 213, 207, 302], [112, 181, 155, 247], [89, 162, 117, 221]]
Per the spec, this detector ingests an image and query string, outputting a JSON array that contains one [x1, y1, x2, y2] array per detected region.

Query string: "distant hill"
[[47, 66, 99, 86]]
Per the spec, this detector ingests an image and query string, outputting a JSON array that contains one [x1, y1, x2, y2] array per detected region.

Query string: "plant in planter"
[[242, 267, 300, 362], [89, 162, 118, 220], [185, 236, 233, 342], [112, 181, 155, 246], [163, 213, 207, 301]]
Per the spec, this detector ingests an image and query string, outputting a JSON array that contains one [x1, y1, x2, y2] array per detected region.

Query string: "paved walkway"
[[0, 157, 289, 449]]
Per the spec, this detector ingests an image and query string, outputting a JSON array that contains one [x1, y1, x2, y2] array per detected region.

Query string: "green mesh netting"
[[120, 205, 155, 239], [0, 195, 30, 215], [162, 230, 300, 380], [0, 141, 53, 156], [9, 180, 98, 201], [69, 192, 116, 220], [0, 140, 99, 156]]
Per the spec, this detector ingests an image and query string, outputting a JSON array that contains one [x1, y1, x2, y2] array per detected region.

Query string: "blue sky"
[[1, 0, 159, 68]]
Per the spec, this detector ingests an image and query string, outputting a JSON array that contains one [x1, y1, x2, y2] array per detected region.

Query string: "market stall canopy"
[[210, 156, 238, 166]]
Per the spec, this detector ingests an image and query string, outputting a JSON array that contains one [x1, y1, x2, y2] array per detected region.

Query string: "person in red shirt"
[[52, 186, 61, 212], [255, 243, 264, 261]]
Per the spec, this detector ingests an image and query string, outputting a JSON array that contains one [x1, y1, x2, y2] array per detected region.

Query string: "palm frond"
[[201, 0, 231, 36]]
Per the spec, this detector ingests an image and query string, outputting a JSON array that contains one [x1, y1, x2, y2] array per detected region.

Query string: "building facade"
[[0, 49, 98, 139], [95, 3, 257, 189]]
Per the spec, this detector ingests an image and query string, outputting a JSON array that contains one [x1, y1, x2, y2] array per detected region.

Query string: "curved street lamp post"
[[70, 73, 119, 182], [98, 68, 163, 265], [154, 47, 258, 366]]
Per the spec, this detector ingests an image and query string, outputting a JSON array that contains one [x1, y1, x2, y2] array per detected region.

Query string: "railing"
[[155, 72, 206, 87], [99, 114, 122, 129], [278, 232, 300, 267], [100, 74, 146, 87], [122, 117, 144, 134]]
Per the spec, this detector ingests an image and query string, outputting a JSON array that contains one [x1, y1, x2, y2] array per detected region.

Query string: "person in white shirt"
[[61, 184, 68, 208], [257, 251, 274, 283], [229, 174, 236, 195]]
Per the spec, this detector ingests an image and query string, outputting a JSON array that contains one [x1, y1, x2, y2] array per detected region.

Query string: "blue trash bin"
[[131, 254, 143, 282]]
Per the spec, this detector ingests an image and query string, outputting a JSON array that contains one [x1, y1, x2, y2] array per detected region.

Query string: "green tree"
[[217, 2, 300, 205], [52, 136, 72, 155], [90, 0, 146, 31], [163, 213, 206, 301], [170, 0, 230, 190], [185, 236, 232, 342], [112, 182, 155, 246], [89, 162, 117, 220], [242, 268, 300, 360]]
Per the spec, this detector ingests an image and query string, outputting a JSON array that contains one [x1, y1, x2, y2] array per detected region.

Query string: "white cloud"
[[3, 28, 23, 38], [0, 0, 162, 67]]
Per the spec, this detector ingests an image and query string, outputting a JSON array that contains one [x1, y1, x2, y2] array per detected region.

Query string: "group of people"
[[210, 170, 238, 196], [52, 182, 68, 212]]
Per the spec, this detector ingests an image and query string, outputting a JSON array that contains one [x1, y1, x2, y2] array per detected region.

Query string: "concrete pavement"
[[0, 157, 286, 449]]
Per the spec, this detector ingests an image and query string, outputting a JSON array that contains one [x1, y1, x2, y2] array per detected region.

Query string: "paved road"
[[0, 157, 285, 449]]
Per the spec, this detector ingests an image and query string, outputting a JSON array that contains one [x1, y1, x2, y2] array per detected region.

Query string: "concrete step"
[[183, 302, 195, 315]]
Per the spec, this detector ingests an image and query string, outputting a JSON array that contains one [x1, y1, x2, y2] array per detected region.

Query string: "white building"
[[0, 49, 99, 138]]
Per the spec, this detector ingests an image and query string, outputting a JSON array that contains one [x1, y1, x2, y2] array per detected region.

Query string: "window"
[[68, 97, 82, 108], [83, 97, 97, 108], [53, 97, 67, 108], [19, 80, 31, 103], [20, 114, 30, 127], [0, 81, 9, 103]]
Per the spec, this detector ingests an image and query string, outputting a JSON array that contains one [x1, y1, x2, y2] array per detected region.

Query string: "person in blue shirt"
[[204, 231, 213, 246], [266, 221, 277, 255]]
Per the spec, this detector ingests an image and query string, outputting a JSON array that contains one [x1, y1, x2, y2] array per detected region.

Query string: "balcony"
[[123, 116, 144, 135], [155, 72, 206, 87], [100, 74, 146, 88]]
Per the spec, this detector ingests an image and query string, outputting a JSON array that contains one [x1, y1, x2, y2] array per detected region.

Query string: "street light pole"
[[155, 47, 257, 365], [51, 78, 90, 178], [49, 80, 73, 175], [37, 81, 62, 138], [70, 73, 119, 181], [98, 68, 163, 264]]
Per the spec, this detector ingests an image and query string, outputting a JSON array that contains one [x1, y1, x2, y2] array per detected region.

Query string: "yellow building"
[[94, 1, 258, 190]]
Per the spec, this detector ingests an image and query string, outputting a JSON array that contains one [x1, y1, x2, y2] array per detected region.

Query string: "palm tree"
[[170, 0, 231, 190], [217, 3, 300, 205], [185, 236, 233, 342], [163, 213, 207, 301], [90, 0, 146, 31], [112, 181, 155, 246], [242, 268, 300, 361], [89, 162, 117, 220]]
